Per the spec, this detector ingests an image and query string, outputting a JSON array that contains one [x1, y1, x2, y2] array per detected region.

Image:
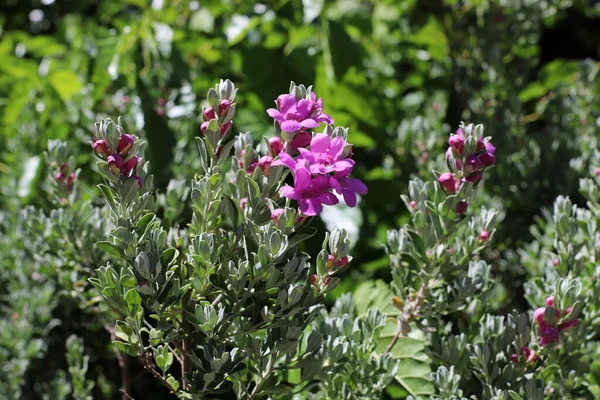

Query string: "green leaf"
[[95, 241, 122, 257], [160, 248, 179, 266], [124, 288, 142, 315], [49, 70, 83, 102]]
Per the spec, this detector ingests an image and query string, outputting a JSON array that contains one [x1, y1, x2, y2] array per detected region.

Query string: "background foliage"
[[0, 0, 599, 398]]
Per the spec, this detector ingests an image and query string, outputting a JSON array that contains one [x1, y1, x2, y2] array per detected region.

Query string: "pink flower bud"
[[545, 296, 555, 308], [218, 99, 232, 116], [271, 208, 285, 223], [123, 156, 139, 176], [557, 318, 579, 332], [246, 161, 258, 174], [117, 134, 135, 156], [130, 175, 143, 188], [203, 107, 216, 121], [269, 137, 284, 156], [335, 256, 349, 268], [553, 258, 559, 266], [510, 353, 519, 363], [323, 276, 332, 286], [107, 154, 124, 175], [438, 172, 457, 193], [534, 307, 548, 331], [60, 163, 69, 174], [92, 140, 110, 158], [259, 156, 273, 176], [158, 98, 167, 106], [479, 230, 490, 241], [326, 255, 335, 269], [409, 200, 417, 209], [220, 121, 232, 136], [448, 134, 464, 155], [55, 172, 65, 181], [66, 173, 75, 191], [455, 201, 468, 214], [433, 103, 440, 112], [309, 274, 318, 285], [539, 327, 560, 346], [596, 167, 600, 177], [240, 197, 247, 210], [290, 131, 311, 151], [200, 121, 210, 135]]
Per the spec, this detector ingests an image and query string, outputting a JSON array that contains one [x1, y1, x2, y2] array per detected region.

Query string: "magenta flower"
[[438, 172, 457, 193], [269, 137, 284, 156], [534, 299, 579, 347], [290, 131, 312, 151], [539, 327, 560, 346], [123, 155, 139, 176], [330, 177, 368, 207], [258, 156, 273, 176], [267, 93, 333, 133], [297, 134, 355, 176], [92, 139, 110, 158], [448, 128, 464, 155], [117, 134, 135, 156], [107, 154, 124, 175], [279, 164, 339, 216]]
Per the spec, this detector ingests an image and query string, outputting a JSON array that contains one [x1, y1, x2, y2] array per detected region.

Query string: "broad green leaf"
[[95, 241, 122, 257]]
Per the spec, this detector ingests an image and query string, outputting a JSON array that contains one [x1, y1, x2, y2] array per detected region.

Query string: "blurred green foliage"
[[0, 0, 599, 398]]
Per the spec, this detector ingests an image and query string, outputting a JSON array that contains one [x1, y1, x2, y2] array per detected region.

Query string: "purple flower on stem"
[[267, 93, 333, 133], [117, 134, 135, 156], [107, 154, 124, 175]]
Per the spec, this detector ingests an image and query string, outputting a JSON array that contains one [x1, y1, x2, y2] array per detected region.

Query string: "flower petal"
[[294, 167, 312, 191], [271, 152, 297, 171], [300, 119, 319, 129], [319, 192, 339, 206], [277, 94, 296, 114], [266, 108, 283, 121], [342, 189, 357, 207], [279, 185, 299, 200], [343, 178, 368, 195], [299, 198, 322, 216], [310, 133, 330, 153], [281, 120, 301, 132]]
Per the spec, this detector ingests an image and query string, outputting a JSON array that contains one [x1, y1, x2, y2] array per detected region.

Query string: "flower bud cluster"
[[91, 119, 143, 187], [534, 295, 579, 346], [438, 123, 496, 213], [200, 79, 236, 141]]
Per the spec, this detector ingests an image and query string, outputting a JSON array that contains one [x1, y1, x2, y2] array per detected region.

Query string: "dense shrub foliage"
[[1, 0, 600, 399]]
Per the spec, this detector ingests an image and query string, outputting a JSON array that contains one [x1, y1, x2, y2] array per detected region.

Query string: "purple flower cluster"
[[273, 134, 367, 216], [267, 92, 332, 135], [534, 296, 579, 346], [91, 133, 143, 187], [437, 126, 496, 213], [266, 87, 366, 217]]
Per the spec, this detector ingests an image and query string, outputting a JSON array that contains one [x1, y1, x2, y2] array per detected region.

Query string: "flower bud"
[[258, 156, 273, 176], [220, 121, 232, 136], [246, 161, 258, 174], [203, 107, 216, 121], [448, 134, 464, 155], [510, 353, 519, 363], [130, 175, 143, 188], [326, 255, 335, 269], [269, 137, 283, 156], [557, 318, 579, 332], [117, 134, 135, 156], [271, 208, 285, 223], [218, 99, 232, 116], [392, 296, 404, 309], [545, 296, 555, 308], [66, 173, 75, 191], [438, 172, 457, 193], [335, 256, 349, 269], [479, 230, 490, 241], [534, 307, 548, 330], [309, 274, 318, 286], [158, 98, 167, 106], [291, 131, 311, 150], [596, 167, 600, 177], [455, 201, 468, 214], [92, 140, 110, 158], [60, 163, 69, 174], [200, 121, 210, 135], [107, 154, 124, 175], [55, 172, 65, 181], [123, 155, 139, 176], [409, 200, 417, 209], [240, 197, 248, 210], [323, 276, 332, 286]]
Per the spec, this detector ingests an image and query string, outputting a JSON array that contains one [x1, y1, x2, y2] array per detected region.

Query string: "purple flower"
[[539, 327, 560, 346], [279, 164, 339, 216], [267, 93, 333, 133], [297, 134, 355, 176], [107, 154, 124, 175], [117, 134, 135, 156], [448, 128, 465, 155]]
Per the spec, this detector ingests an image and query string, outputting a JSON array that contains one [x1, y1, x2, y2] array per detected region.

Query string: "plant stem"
[[181, 292, 192, 391]]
